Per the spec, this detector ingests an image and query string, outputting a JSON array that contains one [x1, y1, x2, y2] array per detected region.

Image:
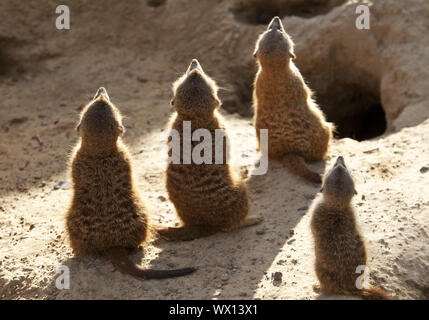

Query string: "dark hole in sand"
[[231, 0, 347, 25], [147, 0, 167, 8], [315, 82, 387, 141], [0, 50, 15, 76]]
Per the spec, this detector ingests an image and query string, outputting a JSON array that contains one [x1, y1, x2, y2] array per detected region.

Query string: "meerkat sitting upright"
[[157, 59, 262, 241], [252, 16, 333, 183], [66, 87, 195, 279], [310, 156, 390, 299]]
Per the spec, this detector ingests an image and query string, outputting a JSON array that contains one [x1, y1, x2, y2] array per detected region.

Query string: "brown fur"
[[158, 60, 262, 241], [310, 156, 390, 300], [252, 17, 333, 183], [66, 87, 195, 279]]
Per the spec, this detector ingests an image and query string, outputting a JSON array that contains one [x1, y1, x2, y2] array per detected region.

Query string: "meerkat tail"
[[357, 288, 391, 300], [157, 225, 217, 241], [281, 154, 322, 183], [104, 247, 196, 279]]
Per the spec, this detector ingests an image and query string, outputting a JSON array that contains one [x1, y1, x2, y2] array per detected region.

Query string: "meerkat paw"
[[241, 215, 263, 228]]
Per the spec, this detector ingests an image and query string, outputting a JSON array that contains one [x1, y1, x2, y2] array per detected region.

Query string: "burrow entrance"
[[221, 64, 387, 141], [315, 80, 387, 141], [230, 0, 347, 25]]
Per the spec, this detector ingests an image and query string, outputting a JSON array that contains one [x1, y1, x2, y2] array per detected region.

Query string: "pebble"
[[53, 181, 72, 190], [158, 195, 167, 202], [255, 228, 265, 235], [136, 76, 148, 83], [272, 272, 282, 283]]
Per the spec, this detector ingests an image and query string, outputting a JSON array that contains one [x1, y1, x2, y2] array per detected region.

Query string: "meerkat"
[[252, 16, 333, 183], [310, 156, 390, 299], [157, 59, 262, 241], [66, 87, 195, 279]]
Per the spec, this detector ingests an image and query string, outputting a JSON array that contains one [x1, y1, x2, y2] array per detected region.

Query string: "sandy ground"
[[0, 0, 428, 299]]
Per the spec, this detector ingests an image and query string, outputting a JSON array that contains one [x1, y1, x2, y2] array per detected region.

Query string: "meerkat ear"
[[354, 188, 358, 195], [117, 124, 125, 135], [289, 51, 296, 59], [170, 98, 175, 106], [253, 50, 257, 58], [75, 123, 81, 132], [319, 186, 324, 193]]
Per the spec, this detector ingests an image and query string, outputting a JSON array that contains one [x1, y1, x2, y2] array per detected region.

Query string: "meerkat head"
[[76, 87, 124, 145], [171, 59, 221, 118], [253, 16, 296, 67], [321, 156, 357, 202]]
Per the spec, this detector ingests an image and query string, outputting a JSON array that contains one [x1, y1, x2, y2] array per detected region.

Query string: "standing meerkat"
[[310, 156, 390, 299], [158, 59, 262, 241], [66, 87, 195, 279], [252, 16, 333, 183]]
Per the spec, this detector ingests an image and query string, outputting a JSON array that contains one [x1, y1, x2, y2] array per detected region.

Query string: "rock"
[[8, 117, 28, 126], [136, 76, 148, 83], [272, 272, 282, 285], [158, 195, 167, 202], [255, 228, 265, 235], [53, 181, 72, 190], [276, 259, 287, 266], [420, 166, 428, 173]]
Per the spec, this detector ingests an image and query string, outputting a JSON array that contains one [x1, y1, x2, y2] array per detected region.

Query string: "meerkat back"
[[252, 17, 333, 183], [66, 87, 195, 279], [310, 156, 390, 299], [158, 60, 261, 241]]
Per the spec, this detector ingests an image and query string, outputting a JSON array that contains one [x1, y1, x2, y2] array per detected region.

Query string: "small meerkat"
[[252, 16, 333, 183], [310, 156, 390, 299], [158, 59, 262, 241], [66, 87, 195, 279]]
